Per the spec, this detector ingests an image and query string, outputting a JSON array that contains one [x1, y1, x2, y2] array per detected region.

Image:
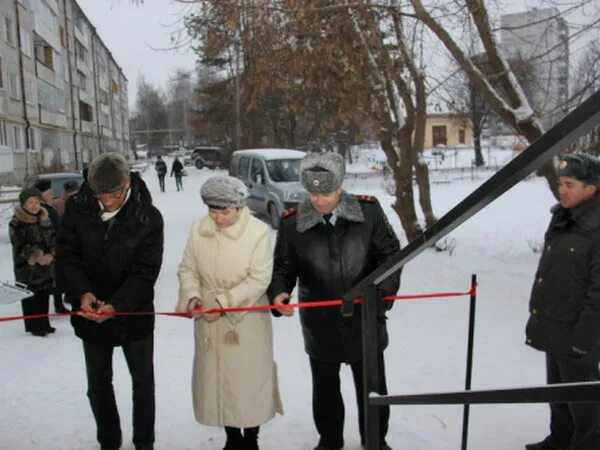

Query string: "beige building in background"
[[0, 0, 129, 185], [424, 107, 473, 149]]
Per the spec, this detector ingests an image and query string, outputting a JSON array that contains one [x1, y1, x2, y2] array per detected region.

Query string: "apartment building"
[[0, 0, 129, 185], [500, 7, 569, 133]]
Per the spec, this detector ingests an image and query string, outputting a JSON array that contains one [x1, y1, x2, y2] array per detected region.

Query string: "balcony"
[[39, 105, 67, 128], [76, 57, 89, 73], [35, 61, 56, 86], [81, 121, 94, 134], [78, 88, 93, 105], [0, 95, 8, 116]]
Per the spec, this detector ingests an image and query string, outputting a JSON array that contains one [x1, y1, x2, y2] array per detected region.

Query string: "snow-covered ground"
[[0, 155, 556, 450]]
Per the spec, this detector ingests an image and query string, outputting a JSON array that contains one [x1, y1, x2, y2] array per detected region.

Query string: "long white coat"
[[176, 207, 283, 427]]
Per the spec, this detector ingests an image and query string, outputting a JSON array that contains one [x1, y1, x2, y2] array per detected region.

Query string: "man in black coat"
[[525, 154, 600, 450], [268, 152, 401, 450], [56, 152, 164, 450], [170, 156, 184, 191]]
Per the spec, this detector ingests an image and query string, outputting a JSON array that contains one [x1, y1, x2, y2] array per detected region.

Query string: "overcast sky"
[[76, 1, 597, 112], [77, 0, 197, 110]]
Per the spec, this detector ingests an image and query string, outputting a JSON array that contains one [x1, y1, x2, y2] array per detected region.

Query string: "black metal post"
[[461, 274, 477, 450], [362, 284, 380, 450]]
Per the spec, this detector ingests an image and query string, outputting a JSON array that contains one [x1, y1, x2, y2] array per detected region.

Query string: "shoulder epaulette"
[[281, 207, 298, 218], [356, 194, 375, 203]]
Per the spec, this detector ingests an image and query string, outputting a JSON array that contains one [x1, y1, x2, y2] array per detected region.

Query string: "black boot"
[[243, 426, 259, 450], [525, 439, 564, 450], [223, 427, 243, 450]]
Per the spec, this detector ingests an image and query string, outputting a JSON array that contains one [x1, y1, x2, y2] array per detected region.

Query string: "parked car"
[[24, 172, 84, 199], [192, 146, 224, 169], [229, 148, 306, 229]]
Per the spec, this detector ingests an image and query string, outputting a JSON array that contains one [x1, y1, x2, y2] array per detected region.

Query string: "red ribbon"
[[0, 286, 477, 323]]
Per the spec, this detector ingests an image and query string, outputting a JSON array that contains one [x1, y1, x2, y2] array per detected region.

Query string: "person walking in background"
[[154, 155, 167, 192], [56, 152, 164, 450], [176, 176, 282, 450], [9, 187, 56, 336], [525, 154, 600, 450], [171, 156, 184, 191], [268, 152, 401, 450]]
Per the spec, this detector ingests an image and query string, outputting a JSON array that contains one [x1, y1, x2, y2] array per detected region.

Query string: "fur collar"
[[13, 205, 49, 224], [197, 207, 250, 240], [296, 191, 364, 233]]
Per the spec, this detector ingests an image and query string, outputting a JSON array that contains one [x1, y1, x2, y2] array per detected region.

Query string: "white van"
[[229, 148, 306, 228]]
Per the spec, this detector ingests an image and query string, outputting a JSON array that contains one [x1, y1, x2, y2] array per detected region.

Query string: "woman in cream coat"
[[176, 176, 282, 450]]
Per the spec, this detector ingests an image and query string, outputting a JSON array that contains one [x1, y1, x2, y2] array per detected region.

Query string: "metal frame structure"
[[344, 89, 600, 449]]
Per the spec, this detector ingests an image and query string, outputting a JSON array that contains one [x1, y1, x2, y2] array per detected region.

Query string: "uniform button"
[[546, 245, 551, 251], [526, 338, 532, 344], [570, 248, 575, 252], [538, 277, 543, 284], [531, 309, 537, 314]]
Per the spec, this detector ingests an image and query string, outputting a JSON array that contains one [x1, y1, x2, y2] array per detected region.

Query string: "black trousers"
[[309, 353, 389, 449], [174, 174, 183, 191], [545, 352, 600, 450], [83, 333, 155, 449], [157, 175, 165, 192], [21, 289, 50, 332]]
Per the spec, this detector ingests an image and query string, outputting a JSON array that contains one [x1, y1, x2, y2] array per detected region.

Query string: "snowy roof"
[[232, 148, 306, 160]]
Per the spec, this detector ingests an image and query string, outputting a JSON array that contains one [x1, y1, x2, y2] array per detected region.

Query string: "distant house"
[[424, 103, 473, 149]]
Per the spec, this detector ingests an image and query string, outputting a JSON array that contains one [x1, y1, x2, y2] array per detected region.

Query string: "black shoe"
[[31, 330, 48, 337], [525, 440, 563, 450], [45, 326, 56, 333]]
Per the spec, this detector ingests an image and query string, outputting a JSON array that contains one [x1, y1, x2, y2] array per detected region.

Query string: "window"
[[27, 127, 35, 149], [35, 42, 54, 69], [75, 39, 86, 62], [24, 78, 34, 103], [59, 26, 65, 47], [78, 70, 87, 92], [0, 57, 3, 89], [20, 29, 32, 57], [8, 73, 19, 99], [0, 120, 7, 146], [79, 100, 93, 122], [12, 125, 22, 150], [458, 128, 466, 144], [4, 17, 14, 46]]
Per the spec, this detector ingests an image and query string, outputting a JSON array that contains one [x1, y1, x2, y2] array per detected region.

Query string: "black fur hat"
[[19, 187, 42, 205]]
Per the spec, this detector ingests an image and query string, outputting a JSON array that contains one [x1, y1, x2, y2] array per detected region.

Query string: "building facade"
[[0, 0, 129, 185], [500, 7, 569, 133]]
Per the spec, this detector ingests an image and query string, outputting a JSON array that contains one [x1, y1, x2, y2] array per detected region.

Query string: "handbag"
[[0, 281, 33, 305]]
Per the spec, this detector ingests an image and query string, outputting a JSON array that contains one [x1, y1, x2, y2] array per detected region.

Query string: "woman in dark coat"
[[9, 187, 56, 336]]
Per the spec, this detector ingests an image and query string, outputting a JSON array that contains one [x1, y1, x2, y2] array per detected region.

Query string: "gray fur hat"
[[200, 176, 248, 208], [557, 154, 600, 186], [300, 152, 345, 193], [88, 152, 130, 193]]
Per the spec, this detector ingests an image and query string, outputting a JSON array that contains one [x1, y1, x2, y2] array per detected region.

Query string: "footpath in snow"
[[0, 158, 556, 449]]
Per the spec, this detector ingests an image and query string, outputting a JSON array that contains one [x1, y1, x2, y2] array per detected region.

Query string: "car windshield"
[[266, 159, 301, 182]]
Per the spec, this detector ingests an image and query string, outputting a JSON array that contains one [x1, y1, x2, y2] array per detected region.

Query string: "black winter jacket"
[[9, 205, 55, 292], [526, 193, 600, 358], [56, 172, 164, 346], [267, 192, 401, 362]]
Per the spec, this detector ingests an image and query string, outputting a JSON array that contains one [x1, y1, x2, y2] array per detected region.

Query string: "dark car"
[[24, 172, 84, 199], [192, 146, 223, 169]]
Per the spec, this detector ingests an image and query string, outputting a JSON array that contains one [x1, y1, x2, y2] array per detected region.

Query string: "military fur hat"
[[557, 154, 600, 186], [200, 176, 248, 208], [88, 152, 130, 193], [19, 187, 42, 205], [300, 152, 345, 193]]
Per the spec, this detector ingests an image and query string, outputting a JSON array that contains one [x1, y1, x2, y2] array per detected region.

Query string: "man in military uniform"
[[268, 152, 401, 450], [525, 154, 600, 450]]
